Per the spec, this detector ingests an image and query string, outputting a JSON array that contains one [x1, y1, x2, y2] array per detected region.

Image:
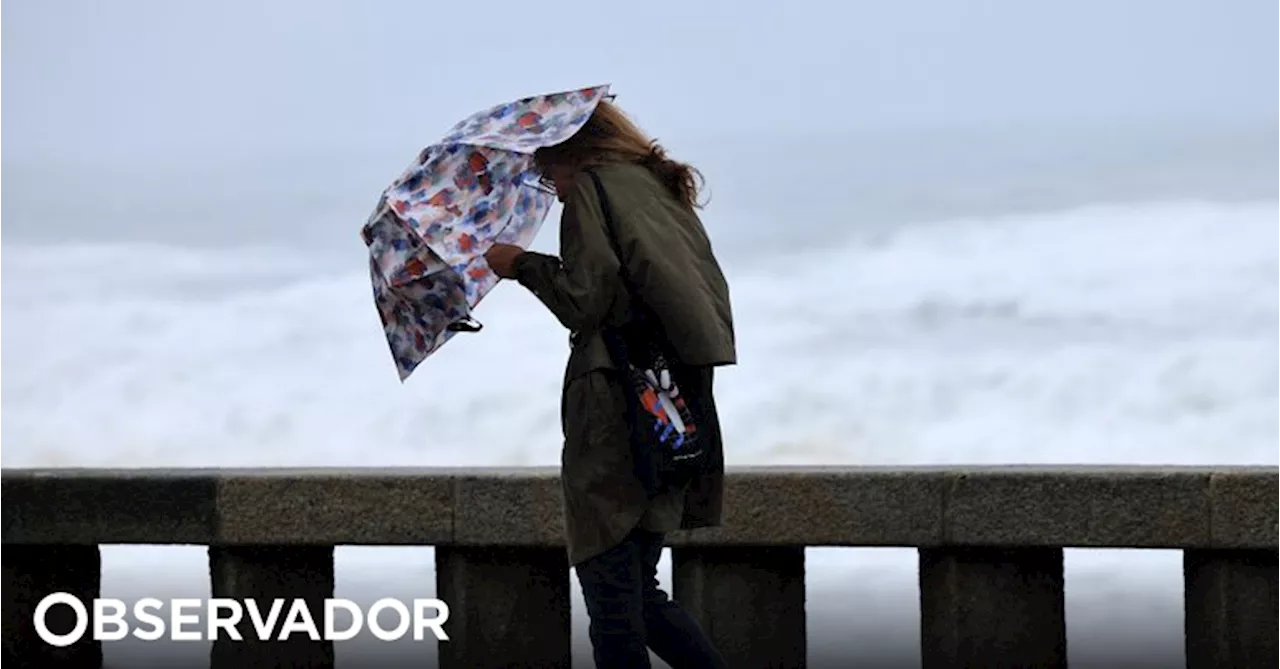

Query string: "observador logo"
[[34, 593, 451, 645]]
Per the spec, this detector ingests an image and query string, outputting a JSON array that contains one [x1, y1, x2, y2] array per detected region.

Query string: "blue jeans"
[[576, 527, 729, 669]]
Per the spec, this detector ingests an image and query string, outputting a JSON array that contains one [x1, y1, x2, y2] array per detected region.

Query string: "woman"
[[484, 100, 736, 669]]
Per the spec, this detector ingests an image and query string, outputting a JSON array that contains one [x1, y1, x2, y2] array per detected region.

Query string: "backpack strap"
[[584, 169, 668, 375], [585, 170, 631, 294]]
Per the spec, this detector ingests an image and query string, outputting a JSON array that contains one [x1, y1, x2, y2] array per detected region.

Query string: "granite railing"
[[2, 466, 1276, 668]]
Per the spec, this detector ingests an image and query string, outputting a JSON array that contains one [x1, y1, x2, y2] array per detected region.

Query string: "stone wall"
[[3, 466, 1276, 668]]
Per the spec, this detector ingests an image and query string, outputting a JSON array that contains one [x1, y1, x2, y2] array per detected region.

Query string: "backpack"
[[585, 169, 709, 499]]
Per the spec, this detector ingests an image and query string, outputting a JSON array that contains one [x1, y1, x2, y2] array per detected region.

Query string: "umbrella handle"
[[447, 317, 484, 333]]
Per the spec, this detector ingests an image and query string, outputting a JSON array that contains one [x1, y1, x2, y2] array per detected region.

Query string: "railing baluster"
[[435, 546, 571, 668], [208, 545, 335, 669], [1, 544, 102, 668], [918, 546, 1067, 669], [672, 545, 806, 669], [1183, 549, 1279, 668]]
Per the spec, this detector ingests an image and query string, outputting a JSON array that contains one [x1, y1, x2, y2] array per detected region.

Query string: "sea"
[[3, 125, 1277, 667]]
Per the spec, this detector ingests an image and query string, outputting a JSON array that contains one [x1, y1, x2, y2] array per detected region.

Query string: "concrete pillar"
[[2, 544, 102, 669], [672, 546, 806, 669], [208, 545, 334, 669], [1184, 549, 1278, 669], [435, 546, 571, 669], [918, 546, 1066, 669]]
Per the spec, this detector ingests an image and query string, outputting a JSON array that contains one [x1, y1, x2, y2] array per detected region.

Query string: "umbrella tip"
[[447, 317, 484, 333]]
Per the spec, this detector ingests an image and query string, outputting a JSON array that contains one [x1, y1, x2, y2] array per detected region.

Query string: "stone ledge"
[[942, 467, 1213, 548], [1208, 470, 1279, 549], [1, 469, 217, 544], [451, 469, 564, 546], [667, 468, 950, 547], [2, 466, 1275, 549], [216, 469, 455, 545]]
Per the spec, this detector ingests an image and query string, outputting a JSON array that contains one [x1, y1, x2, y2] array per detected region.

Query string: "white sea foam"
[[3, 198, 1276, 667]]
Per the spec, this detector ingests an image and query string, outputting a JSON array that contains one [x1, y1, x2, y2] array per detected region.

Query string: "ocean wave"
[[2, 198, 1276, 469], [7, 197, 1275, 669]]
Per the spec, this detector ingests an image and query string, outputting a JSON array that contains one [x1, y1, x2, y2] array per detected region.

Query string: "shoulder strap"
[[584, 168, 664, 360], [585, 169, 653, 320], [585, 169, 631, 288]]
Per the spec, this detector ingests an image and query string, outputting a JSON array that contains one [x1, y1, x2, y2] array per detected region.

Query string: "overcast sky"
[[4, 0, 1275, 170]]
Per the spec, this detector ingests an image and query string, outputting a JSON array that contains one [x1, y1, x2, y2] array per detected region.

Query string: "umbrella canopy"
[[362, 84, 611, 380]]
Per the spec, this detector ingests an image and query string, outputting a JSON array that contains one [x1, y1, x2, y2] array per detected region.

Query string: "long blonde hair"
[[534, 100, 706, 209]]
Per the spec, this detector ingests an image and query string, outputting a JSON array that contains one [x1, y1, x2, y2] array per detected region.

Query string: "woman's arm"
[[510, 174, 624, 333]]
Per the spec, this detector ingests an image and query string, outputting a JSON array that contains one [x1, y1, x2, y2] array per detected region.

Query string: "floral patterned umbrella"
[[361, 84, 611, 380]]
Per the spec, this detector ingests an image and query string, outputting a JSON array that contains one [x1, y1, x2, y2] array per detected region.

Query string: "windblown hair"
[[534, 99, 706, 210]]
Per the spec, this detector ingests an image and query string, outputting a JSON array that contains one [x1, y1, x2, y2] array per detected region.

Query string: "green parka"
[[512, 162, 736, 565]]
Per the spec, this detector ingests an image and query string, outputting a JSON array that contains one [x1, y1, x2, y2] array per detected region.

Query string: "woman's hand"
[[484, 243, 526, 279]]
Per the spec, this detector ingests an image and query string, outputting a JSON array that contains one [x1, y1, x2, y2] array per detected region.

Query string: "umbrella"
[[361, 84, 611, 381]]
